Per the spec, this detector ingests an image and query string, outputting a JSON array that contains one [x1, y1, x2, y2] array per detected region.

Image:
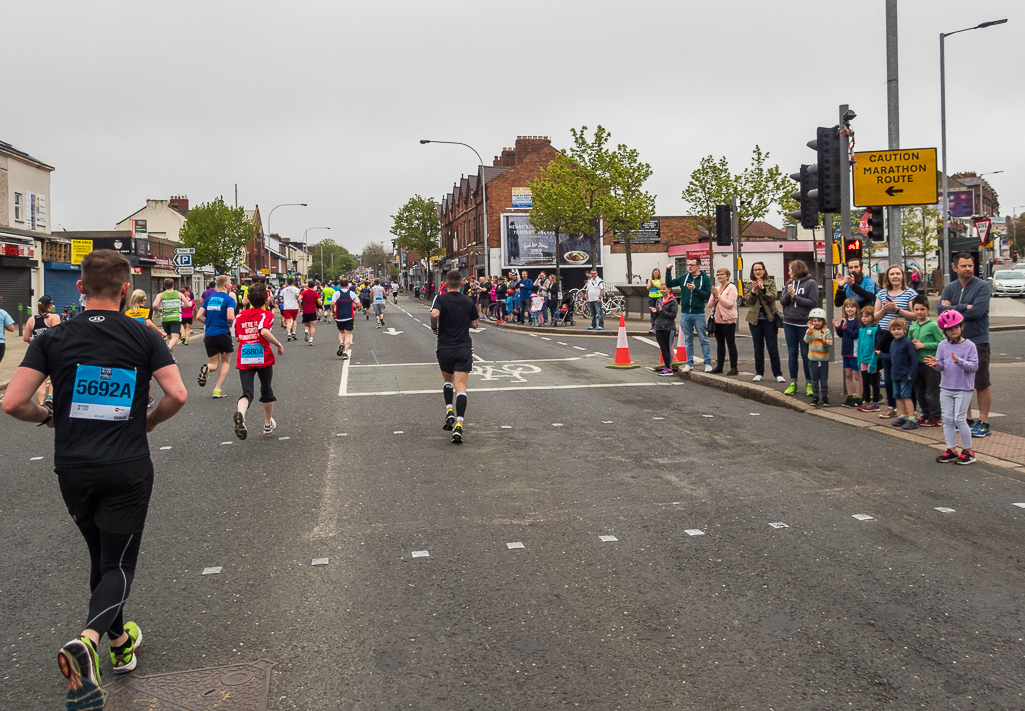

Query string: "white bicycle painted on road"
[[470, 363, 541, 382]]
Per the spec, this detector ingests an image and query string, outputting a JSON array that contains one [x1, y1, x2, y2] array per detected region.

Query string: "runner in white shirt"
[[279, 278, 301, 342], [391, 281, 399, 303], [371, 279, 388, 329]]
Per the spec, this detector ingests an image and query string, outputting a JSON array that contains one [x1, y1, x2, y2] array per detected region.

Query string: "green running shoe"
[[805, 383, 814, 397], [58, 636, 104, 709], [110, 621, 142, 674], [783, 382, 797, 396]]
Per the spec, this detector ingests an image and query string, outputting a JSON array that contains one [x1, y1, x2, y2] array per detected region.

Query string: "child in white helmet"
[[803, 308, 833, 406]]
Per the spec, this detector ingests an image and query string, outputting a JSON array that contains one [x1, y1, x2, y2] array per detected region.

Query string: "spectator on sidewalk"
[[584, 269, 605, 330], [651, 283, 679, 376], [744, 262, 784, 383], [547, 274, 560, 325], [937, 252, 992, 438], [0, 295, 15, 366], [665, 258, 712, 372], [856, 306, 882, 410], [909, 295, 943, 427], [887, 317, 919, 429], [804, 307, 833, 406], [708, 267, 738, 375], [873, 265, 918, 418], [833, 258, 877, 310], [833, 297, 863, 407], [779, 259, 819, 397], [927, 309, 979, 465], [646, 268, 663, 332]]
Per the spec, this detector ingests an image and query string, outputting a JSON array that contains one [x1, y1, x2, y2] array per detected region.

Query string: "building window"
[[14, 192, 23, 222]]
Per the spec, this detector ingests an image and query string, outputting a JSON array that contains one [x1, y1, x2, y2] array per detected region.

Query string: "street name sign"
[[174, 247, 196, 254], [852, 148, 938, 207], [175, 266, 194, 276]]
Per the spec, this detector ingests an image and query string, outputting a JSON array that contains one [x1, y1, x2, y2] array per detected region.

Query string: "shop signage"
[[614, 220, 660, 244], [501, 213, 602, 268], [71, 239, 93, 265]]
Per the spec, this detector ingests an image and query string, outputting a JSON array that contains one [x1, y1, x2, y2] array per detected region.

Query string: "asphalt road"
[[4, 297, 1025, 709]]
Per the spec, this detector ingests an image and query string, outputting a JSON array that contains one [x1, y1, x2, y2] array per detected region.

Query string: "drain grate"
[[105, 659, 275, 710]]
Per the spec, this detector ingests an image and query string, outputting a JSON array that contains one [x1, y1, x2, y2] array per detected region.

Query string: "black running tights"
[[77, 521, 142, 640]]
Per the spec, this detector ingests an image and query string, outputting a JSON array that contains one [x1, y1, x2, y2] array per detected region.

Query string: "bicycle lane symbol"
[[470, 363, 542, 383]]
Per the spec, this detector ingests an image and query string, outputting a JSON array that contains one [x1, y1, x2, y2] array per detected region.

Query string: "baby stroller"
[[554, 293, 575, 326]]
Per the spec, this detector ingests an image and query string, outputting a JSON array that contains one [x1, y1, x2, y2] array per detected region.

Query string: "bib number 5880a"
[[76, 378, 132, 398]]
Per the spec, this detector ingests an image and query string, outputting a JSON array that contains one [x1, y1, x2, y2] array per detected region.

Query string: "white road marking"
[[160, 446, 172, 450], [469, 327, 486, 333], [30, 456, 43, 461], [279, 436, 290, 440], [411, 550, 429, 558], [552, 423, 564, 427], [934, 507, 956, 513], [635, 336, 660, 348], [573, 346, 587, 350], [383, 327, 404, 336], [599, 535, 618, 542], [653, 417, 664, 420], [506, 542, 525, 549], [685, 529, 705, 537], [393, 431, 404, 435], [557, 342, 568, 345], [338, 346, 352, 396], [312, 558, 329, 566], [336, 433, 348, 437], [340, 382, 660, 397], [1015, 503, 1025, 509], [852, 514, 874, 521], [750, 413, 761, 416], [221, 441, 232, 445], [702, 415, 714, 418], [349, 356, 590, 368], [472, 352, 486, 363], [528, 333, 538, 338], [501, 425, 512, 429], [541, 337, 552, 341], [422, 323, 431, 328], [202, 567, 222, 575], [769, 522, 789, 529]]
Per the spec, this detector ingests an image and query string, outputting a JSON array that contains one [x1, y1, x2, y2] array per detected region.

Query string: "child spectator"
[[803, 308, 833, 406], [833, 297, 863, 407], [529, 287, 544, 326], [908, 294, 943, 427], [926, 309, 979, 465], [887, 317, 919, 429], [856, 307, 881, 411]]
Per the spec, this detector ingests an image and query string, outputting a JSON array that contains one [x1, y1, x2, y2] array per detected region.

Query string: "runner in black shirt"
[[2, 249, 188, 707], [431, 270, 478, 443]]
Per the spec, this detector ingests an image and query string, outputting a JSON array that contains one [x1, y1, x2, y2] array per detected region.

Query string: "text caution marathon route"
[[852, 147, 938, 207]]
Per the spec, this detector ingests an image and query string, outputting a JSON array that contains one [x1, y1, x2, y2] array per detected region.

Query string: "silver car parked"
[[989, 269, 1025, 297]]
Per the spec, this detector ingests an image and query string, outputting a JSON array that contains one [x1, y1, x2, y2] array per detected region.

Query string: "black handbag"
[[706, 314, 717, 336]]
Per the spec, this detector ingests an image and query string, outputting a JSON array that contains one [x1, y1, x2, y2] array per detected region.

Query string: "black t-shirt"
[[433, 292, 477, 349], [21, 310, 176, 469]]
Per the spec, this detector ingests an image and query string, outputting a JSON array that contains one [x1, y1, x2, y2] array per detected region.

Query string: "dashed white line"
[[411, 550, 429, 558], [572, 346, 587, 351]]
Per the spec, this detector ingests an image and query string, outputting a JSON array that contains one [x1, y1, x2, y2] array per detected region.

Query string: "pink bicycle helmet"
[[936, 309, 964, 330]]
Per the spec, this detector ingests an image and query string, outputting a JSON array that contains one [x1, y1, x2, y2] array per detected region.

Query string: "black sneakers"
[[936, 448, 958, 463], [451, 423, 463, 444], [955, 449, 976, 465], [443, 410, 456, 431]]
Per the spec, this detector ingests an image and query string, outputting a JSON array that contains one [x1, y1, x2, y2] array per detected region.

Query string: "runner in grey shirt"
[[371, 279, 387, 329]]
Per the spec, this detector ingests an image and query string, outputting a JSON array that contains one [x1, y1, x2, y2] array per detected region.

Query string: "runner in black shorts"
[[431, 270, 479, 443], [2, 249, 188, 708]]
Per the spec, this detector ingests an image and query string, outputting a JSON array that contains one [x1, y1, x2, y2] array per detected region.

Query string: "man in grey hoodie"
[[937, 252, 992, 437]]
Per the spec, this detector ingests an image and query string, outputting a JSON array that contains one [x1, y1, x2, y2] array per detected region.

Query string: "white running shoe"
[[753, 374, 763, 382], [776, 375, 786, 383], [681, 364, 693, 373], [704, 364, 714, 372]]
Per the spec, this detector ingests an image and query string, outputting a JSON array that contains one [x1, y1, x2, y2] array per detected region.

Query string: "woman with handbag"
[[708, 268, 738, 374], [744, 261, 785, 383]]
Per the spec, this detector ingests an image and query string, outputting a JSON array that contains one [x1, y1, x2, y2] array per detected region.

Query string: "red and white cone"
[[671, 327, 688, 367], [606, 314, 640, 369]]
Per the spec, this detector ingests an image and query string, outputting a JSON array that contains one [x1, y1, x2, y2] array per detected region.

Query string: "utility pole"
[[730, 197, 740, 293], [885, 0, 903, 269]]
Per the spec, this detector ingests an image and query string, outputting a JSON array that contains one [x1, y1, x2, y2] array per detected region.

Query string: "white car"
[[989, 269, 1025, 297]]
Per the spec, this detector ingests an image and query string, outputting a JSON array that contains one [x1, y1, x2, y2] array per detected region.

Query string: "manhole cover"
[[105, 659, 275, 710]]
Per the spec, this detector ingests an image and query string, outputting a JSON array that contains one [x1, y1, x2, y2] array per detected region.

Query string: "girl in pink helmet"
[[925, 309, 979, 465]]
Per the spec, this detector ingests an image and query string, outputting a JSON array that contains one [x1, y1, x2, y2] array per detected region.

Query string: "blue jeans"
[[680, 313, 711, 366], [588, 300, 604, 329], [783, 323, 812, 383]]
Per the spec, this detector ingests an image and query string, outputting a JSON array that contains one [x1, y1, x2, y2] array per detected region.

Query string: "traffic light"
[[844, 236, 863, 261], [715, 204, 732, 246], [866, 206, 885, 242], [810, 126, 842, 212], [789, 164, 819, 230]]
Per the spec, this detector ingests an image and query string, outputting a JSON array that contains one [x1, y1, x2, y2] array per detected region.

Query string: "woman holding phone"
[[874, 265, 918, 418]]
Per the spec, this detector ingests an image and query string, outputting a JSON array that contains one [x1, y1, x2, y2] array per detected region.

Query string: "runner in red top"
[[299, 280, 321, 346], [232, 285, 284, 440]]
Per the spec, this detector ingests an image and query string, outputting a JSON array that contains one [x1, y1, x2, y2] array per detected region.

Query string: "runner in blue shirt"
[[196, 275, 237, 397]]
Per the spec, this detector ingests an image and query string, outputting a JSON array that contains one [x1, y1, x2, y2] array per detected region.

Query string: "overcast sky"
[[3, 0, 1021, 254]]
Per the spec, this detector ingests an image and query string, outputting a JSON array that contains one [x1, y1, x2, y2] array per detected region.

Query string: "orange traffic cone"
[[606, 314, 640, 369], [671, 327, 688, 367]]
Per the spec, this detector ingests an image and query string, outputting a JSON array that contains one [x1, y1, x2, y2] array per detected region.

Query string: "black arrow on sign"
[[885, 186, 904, 197]]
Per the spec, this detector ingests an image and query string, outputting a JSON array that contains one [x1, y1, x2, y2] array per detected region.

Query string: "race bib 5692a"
[[69, 365, 136, 421]]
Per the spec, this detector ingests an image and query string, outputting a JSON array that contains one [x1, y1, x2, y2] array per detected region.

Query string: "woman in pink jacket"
[[708, 267, 739, 374]]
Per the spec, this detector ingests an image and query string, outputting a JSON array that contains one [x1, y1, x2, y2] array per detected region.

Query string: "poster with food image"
[[501, 214, 602, 268]]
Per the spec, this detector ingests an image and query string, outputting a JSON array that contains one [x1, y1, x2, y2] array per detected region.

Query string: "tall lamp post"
[[1012, 206, 1023, 262], [940, 18, 1007, 285], [420, 139, 489, 279], [266, 203, 307, 239], [303, 227, 331, 279]]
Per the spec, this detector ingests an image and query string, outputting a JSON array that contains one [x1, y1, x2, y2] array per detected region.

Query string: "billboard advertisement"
[[613, 219, 660, 244], [511, 187, 532, 209], [945, 190, 975, 218], [501, 213, 602, 269]]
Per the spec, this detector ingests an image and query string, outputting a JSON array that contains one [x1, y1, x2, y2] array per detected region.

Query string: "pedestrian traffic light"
[[844, 236, 863, 261], [715, 204, 732, 246], [810, 126, 842, 212], [866, 206, 885, 242], [789, 164, 819, 230]]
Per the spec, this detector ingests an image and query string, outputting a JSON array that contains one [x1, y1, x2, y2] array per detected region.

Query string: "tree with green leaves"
[[529, 153, 592, 288], [901, 206, 940, 272], [309, 239, 357, 281], [178, 196, 253, 274], [361, 242, 390, 278], [681, 147, 791, 270], [390, 195, 441, 289]]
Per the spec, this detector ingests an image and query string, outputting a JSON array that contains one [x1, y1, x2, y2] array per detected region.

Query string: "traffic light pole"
[[731, 196, 740, 293]]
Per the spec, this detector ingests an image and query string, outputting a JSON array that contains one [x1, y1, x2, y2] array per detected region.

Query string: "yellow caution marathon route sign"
[[852, 147, 938, 207]]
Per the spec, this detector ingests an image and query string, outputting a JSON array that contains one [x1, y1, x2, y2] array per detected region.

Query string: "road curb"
[[684, 370, 1025, 476]]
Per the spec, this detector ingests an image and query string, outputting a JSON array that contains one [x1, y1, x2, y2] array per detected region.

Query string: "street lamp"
[[940, 18, 1007, 284], [303, 227, 331, 280], [975, 171, 1003, 215], [420, 139, 489, 279], [266, 203, 307, 239]]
